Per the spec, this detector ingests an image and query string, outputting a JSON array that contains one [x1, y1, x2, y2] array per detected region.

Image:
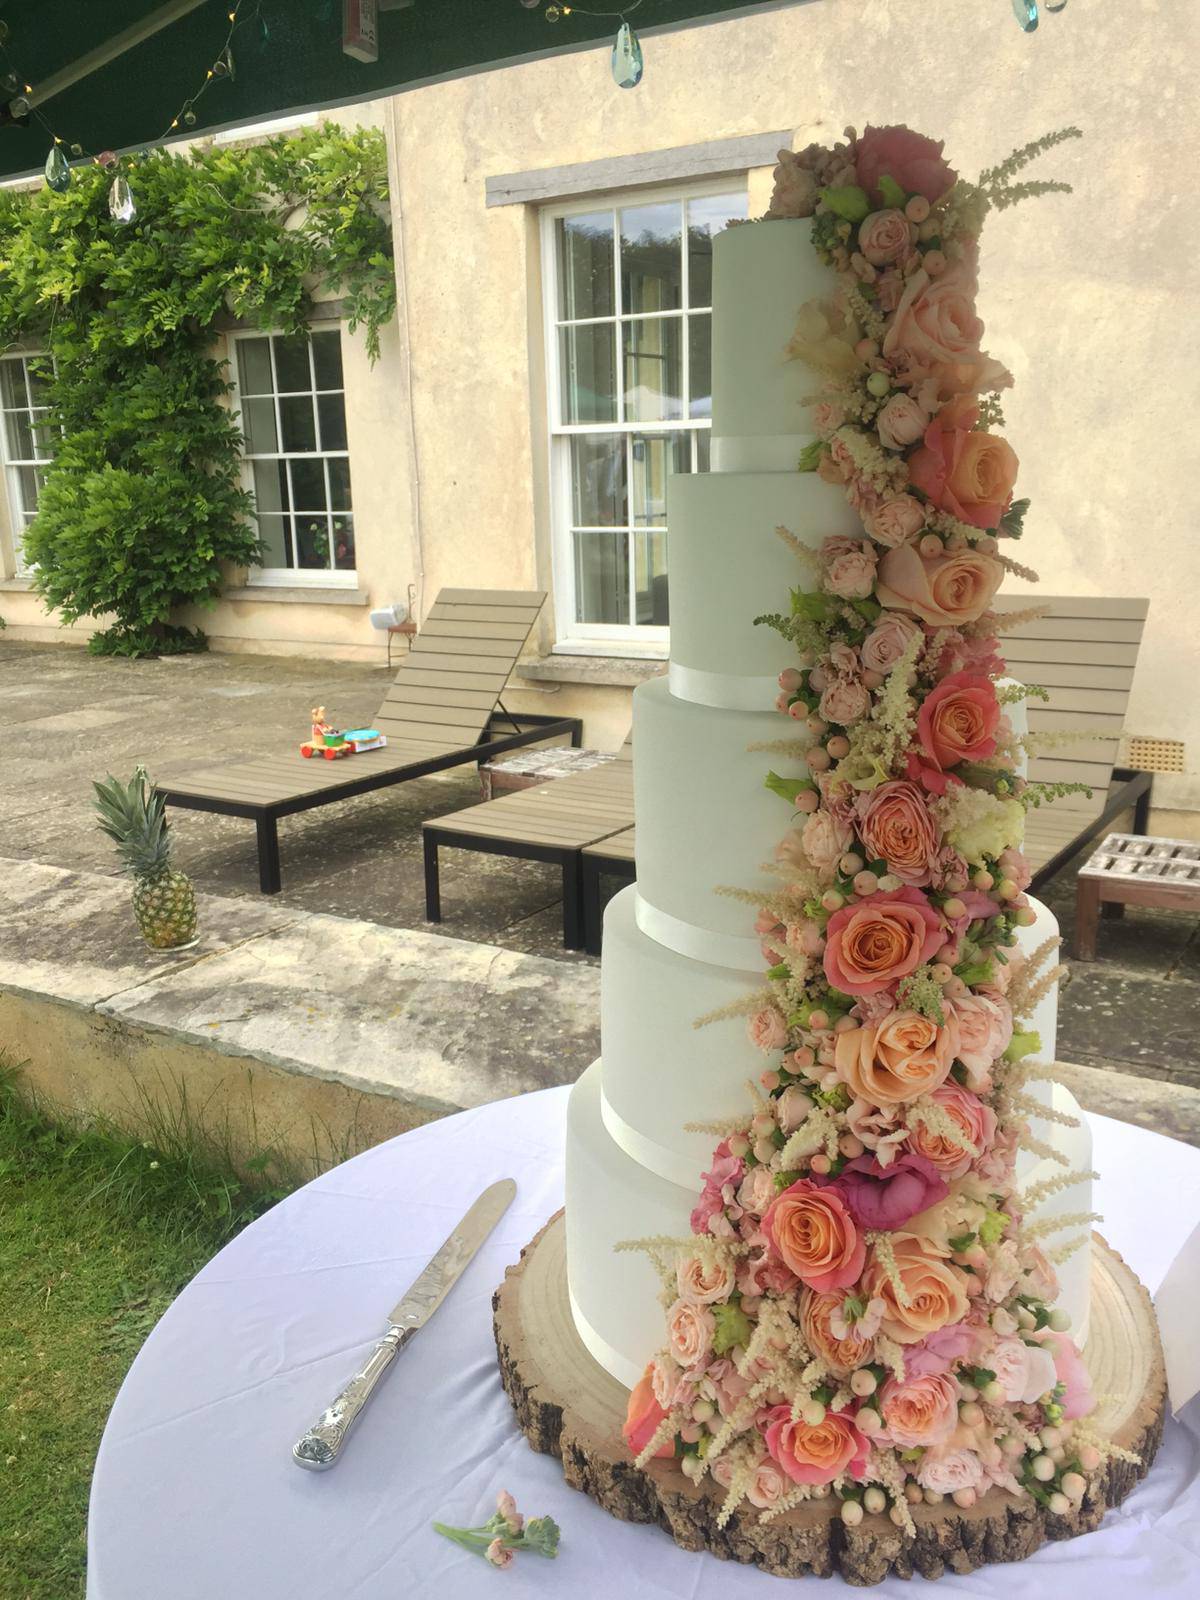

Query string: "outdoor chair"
[[422, 739, 633, 949], [157, 589, 581, 893]]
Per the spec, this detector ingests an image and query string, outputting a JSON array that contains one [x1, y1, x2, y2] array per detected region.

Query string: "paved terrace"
[[2, 639, 1199, 1147]]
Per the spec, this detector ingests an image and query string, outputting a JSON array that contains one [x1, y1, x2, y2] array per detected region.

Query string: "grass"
[[0, 1064, 297, 1600]]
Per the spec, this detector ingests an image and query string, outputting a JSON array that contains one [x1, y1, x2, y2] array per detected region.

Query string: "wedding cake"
[[563, 124, 1105, 1529]]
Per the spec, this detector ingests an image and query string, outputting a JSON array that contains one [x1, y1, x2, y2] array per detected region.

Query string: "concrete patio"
[[2, 638, 1199, 1151]]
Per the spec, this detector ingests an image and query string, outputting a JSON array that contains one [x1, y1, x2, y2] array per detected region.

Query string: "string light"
[[526, 0, 646, 88]]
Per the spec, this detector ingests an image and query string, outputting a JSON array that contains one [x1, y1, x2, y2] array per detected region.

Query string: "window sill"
[[0, 575, 33, 592], [223, 584, 370, 607], [516, 653, 668, 690]]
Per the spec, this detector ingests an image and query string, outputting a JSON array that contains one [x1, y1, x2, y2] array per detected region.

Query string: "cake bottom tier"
[[567, 1062, 1094, 1388]]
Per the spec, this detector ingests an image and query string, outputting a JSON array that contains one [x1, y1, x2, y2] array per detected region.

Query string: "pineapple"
[[93, 766, 198, 950]]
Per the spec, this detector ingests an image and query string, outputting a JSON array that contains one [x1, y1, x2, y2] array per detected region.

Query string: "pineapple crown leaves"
[[93, 764, 173, 878]]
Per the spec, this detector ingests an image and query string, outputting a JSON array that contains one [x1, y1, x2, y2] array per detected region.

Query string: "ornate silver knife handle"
[[292, 1323, 417, 1470]]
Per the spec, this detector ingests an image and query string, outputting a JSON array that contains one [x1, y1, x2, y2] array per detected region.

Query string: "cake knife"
[[292, 1177, 517, 1470]]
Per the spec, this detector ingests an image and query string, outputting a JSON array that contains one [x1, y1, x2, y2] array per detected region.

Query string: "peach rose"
[[882, 263, 985, 382], [864, 493, 926, 548], [863, 1232, 970, 1344], [858, 208, 912, 267], [907, 396, 1019, 530], [855, 124, 956, 204], [763, 1404, 869, 1486], [916, 1446, 984, 1496], [918, 671, 1000, 770], [855, 780, 940, 886], [946, 990, 1013, 1088], [623, 1363, 673, 1457], [877, 542, 1005, 627], [802, 808, 853, 873], [835, 1010, 957, 1105], [676, 1254, 735, 1306], [876, 393, 928, 451], [799, 1288, 876, 1377], [666, 1297, 715, 1369], [826, 546, 878, 600], [909, 1082, 996, 1178], [819, 676, 871, 727], [762, 1179, 865, 1293], [748, 1006, 788, 1053], [823, 886, 944, 995], [861, 611, 923, 675], [879, 1370, 958, 1448]]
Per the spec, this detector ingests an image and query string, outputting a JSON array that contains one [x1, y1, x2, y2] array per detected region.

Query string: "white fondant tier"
[[666, 469, 861, 702], [709, 219, 833, 473], [1012, 895, 1060, 1108], [600, 884, 761, 1188], [632, 674, 808, 959], [565, 1058, 691, 1390]]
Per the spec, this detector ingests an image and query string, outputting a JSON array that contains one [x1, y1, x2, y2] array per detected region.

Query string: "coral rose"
[[762, 1178, 865, 1293], [835, 1010, 957, 1104], [622, 1364, 673, 1457], [855, 779, 940, 886], [858, 208, 912, 267], [907, 396, 1019, 530], [676, 1254, 735, 1306], [665, 1297, 714, 1369], [863, 1232, 970, 1344], [877, 542, 1004, 627], [876, 393, 929, 451], [823, 886, 944, 996], [763, 1404, 869, 1486], [864, 494, 926, 548], [909, 1082, 996, 1178], [918, 671, 1000, 770], [855, 124, 956, 204], [799, 1288, 876, 1376], [861, 611, 923, 675], [879, 1371, 959, 1448]]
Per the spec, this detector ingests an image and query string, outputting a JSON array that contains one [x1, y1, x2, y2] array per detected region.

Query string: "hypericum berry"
[[1031, 1454, 1056, 1482], [850, 1368, 877, 1396], [808, 1007, 831, 1029], [920, 533, 943, 557], [905, 195, 930, 222], [1048, 1307, 1071, 1332], [809, 1153, 831, 1177], [840, 852, 864, 876], [801, 1398, 827, 1426], [1061, 1471, 1087, 1501], [826, 734, 850, 759], [942, 896, 967, 919], [1048, 1491, 1071, 1515], [854, 871, 880, 897], [806, 746, 831, 773], [864, 1485, 887, 1514], [841, 1499, 864, 1527], [866, 370, 891, 398], [972, 869, 995, 891]]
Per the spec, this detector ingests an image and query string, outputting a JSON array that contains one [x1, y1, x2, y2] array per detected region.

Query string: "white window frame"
[[229, 326, 356, 587], [540, 176, 748, 653], [0, 351, 54, 576]]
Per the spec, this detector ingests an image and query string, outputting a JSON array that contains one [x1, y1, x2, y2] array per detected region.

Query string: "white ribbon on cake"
[[599, 1087, 709, 1190], [667, 661, 779, 713], [633, 890, 766, 973], [568, 1285, 644, 1391]]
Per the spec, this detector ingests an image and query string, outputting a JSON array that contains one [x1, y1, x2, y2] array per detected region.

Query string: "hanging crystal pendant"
[[44, 143, 71, 193], [1011, 0, 1039, 29], [1045, 0, 1067, 9], [611, 21, 643, 89], [108, 176, 136, 225]]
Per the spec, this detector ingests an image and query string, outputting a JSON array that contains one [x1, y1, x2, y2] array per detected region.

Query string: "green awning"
[[0, 0, 805, 182]]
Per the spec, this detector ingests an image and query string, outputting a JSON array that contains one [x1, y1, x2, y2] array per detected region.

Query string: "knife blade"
[[292, 1177, 516, 1470]]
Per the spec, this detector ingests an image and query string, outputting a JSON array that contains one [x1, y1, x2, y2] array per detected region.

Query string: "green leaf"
[[1000, 496, 1030, 539], [819, 184, 871, 222], [1004, 1029, 1042, 1063], [764, 770, 814, 805], [797, 438, 824, 472], [948, 1232, 977, 1253], [876, 174, 907, 209]]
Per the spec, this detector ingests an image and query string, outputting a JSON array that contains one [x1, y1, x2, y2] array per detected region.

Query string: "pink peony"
[[823, 885, 944, 995], [763, 1404, 869, 1486], [855, 125, 957, 204], [828, 1151, 949, 1230], [748, 1006, 788, 1052], [876, 392, 929, 451], [826, 546, 878, 600], [820, 676, 872, 727], [918, 672, 1001, 770], [858, 208, 912, 267]]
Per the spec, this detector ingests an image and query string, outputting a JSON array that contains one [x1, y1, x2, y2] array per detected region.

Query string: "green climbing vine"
[[0, 125, 394, 656]]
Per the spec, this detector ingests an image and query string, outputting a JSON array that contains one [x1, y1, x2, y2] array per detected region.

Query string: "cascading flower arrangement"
[[620, 124, 1131, 1535]]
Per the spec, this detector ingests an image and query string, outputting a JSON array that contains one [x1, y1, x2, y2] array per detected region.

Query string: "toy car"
[[300, 731, 352, 760]]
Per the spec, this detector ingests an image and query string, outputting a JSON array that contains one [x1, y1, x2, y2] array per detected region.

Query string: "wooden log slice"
[[493, 1210, 1166, 1587]]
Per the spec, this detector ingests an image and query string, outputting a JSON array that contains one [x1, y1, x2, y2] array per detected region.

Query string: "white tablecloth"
[[88, 1088, 1200, 1600]]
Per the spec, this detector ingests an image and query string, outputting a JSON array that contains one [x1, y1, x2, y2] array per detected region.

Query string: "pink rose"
[[748, 1006, 788, 1052], [826, 546, 878, 600], [747, 1456, 789, 1510], [1038, 1331, 1095, 1421], [904, 1319, 979, 1378], [861, 611, 923, 676], [801, 808, 853, 873], [650, 1354, 696, 1412], [763, 1404, 869, 1486], [908, 1082, 997, 1178], [876, 393, 929, 451], [907, 395, 1019, 530], [823, 885, 944, 995], [877, 542, 1005, 628], [946, 990, 1013, 1088], [882, 262, 1001, 392], [828, 1152, 949, 1230], [879, 1371, 959, 1448], [858, 208, 912, 267], [819, 676, 871, 727], [665, 1297, 715, 1369], [864, 494, 926, 548], [855, 779, 940, 886], [916, 1446, 985, 1497], [918, 671, 1001, 770], [812, 401, 845, 434], [855, 124, 957, 204], [676, 1254, 735, 1306], [777, 1083, 814, 1135], [736, 1164, 778, 1216]]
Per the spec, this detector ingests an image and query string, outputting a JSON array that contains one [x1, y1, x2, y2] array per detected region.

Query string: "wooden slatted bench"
[[423, 758, 634, 949], [157, 589, 582, 893], [581, 826, 637, 955], [1075, 833, 1200, 959], [996, 595, 1153, 886]]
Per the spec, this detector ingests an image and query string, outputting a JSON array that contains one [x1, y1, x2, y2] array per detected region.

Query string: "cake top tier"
[[709, 217, 836, 474]]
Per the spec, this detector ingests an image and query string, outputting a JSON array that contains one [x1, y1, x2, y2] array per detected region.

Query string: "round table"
[[88, 1088, 1200, 1599]]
